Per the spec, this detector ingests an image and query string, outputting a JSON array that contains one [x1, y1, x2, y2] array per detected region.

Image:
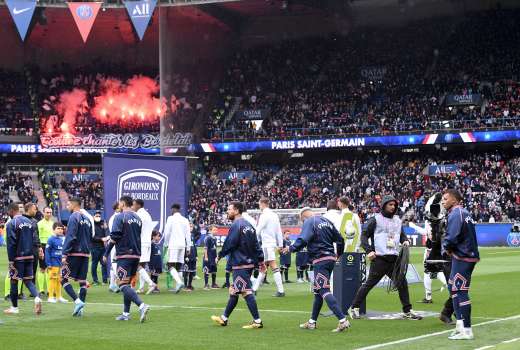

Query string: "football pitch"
[[0, 247, 519, 350]]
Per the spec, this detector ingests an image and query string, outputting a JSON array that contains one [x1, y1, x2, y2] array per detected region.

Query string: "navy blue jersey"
[[290, 216, 344, 264], [6, 215, 36, 262], [443, 206, 480, 262], [280, 238, 292, 266], [186, 234, 198, 262], [63, 211, 93, 257], [204, 235, 218, 262], [111, 211, 142, 259], [149, 242, 163, 270], [218, 217, 263, 268]]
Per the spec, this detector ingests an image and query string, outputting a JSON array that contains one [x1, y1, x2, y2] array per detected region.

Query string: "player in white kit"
[[133, 199, 157, 295], [252, 198, 285, 297], [163, 203, 192, 293]]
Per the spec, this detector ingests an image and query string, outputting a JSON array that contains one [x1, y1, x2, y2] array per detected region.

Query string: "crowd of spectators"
[[60, 178, 104, 210], [206, 9, 520, 140], [0, 171, 37, 223], [1, 9, 519, 140], [37, 62, 210, 136], [0, 69, 34, 136], [37, 62, 160, 135], [188, 151, 520, 226]]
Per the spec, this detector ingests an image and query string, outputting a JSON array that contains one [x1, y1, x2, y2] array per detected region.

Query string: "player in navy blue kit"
[[104, 196, 150, 323], [203, 225, 219, 289], [4, 202, 43, 315], [149, 231, 163, 293], [183, 246, 197, 291], [279, 231, 292, 283], [61, 198, 93, 317], [211, 201, 264, 329], [296, 248, 309, 283], [284, 208, 350, 332], [442, 189, 480, 340], [183, 223, 198, 291]]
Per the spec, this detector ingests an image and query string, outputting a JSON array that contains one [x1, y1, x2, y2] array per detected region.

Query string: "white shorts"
[[140, 244, 151, 263], [168, 248, 185, 263], [262, 247, 277, 262]]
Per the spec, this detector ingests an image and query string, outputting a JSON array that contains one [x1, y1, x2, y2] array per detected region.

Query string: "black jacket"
[[91, 221, 107, 249]]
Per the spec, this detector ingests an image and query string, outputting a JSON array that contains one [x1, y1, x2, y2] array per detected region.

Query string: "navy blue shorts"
[[10, 259, 34, 280], [296, 251, 309, 267], [203, 260, 217, 274], [183, 259, 197, 273], [62, 256, 89, 282], [280, 252, 291, 267], [449, 258, 476, 293], [231, 268, 253, 294], [117, 258, 139, 283], [148, 263, 162, 276], [312, 260, 334, 294]]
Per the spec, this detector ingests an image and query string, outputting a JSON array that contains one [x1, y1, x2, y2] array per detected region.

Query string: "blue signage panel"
[[192, 129, 520, 153]]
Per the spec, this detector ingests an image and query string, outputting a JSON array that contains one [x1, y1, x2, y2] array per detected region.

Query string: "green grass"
[[0, 247, 519, 350]]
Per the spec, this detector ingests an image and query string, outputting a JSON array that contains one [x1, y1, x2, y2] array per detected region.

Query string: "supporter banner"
[[67, 2, 102, 43], [428, 164, 459, 176], [103, 154, 187, 233], [64, 173, 100, 182], [193, 129, 520, 153], [40, 132, 192, 149], [445, 94, 483, 106], [218, 171, 254, 181], [0, 143, 160, 154], [235, 109, 271, 121], [5, 0, 36, 41], [360, 66, 387, 81], [124, 0, 156, 40]]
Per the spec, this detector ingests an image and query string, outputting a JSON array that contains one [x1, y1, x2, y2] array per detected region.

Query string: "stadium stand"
[[189, 151, 520, 225]]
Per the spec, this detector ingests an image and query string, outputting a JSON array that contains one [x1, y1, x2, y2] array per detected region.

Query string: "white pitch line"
[[502, 337, 520, 344], [355, 314, 520, 350], [473, 337, 520, 350]]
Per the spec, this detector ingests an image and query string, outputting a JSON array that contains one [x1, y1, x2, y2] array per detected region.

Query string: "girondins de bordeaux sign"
[[40, 133, 193, 149]]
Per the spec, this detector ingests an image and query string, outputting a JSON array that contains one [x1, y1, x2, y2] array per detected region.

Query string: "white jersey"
[[80, 209, 95, 237], [242, 212, 257, 230], [108, 213, 118, 233], [163, 212, 192, 249], [323, 209, 342, 232], [107, 212, 118, 261], [256, 208, 283, 249], [136, 207, 153, 246]]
